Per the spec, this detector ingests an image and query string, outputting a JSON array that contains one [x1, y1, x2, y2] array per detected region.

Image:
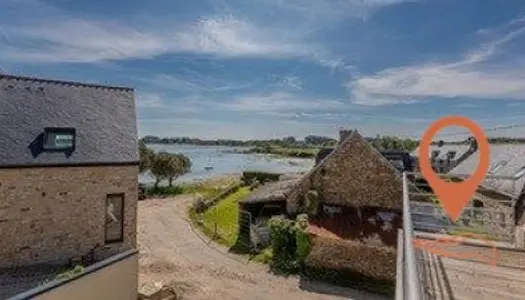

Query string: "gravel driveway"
[[137, 196, 389, 300]]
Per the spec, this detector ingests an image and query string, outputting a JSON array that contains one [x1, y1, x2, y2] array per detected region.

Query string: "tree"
[[304, 135, 337, 146], [166, 153, 192, 187], [282, 136, 296, 145], [139, 140, 155, 173], [149, 152, 172, 189], [149, 152, 192, 188]]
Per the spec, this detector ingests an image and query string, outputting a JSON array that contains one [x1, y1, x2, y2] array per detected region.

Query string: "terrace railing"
[[407, 172, 517, 244], [396, 171, 520, 299], [396, 172, 426, 300]]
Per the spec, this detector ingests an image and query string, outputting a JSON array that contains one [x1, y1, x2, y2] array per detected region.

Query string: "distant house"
[[448, 144, 525, 245], [411, 140, 476, 173], [411, 140, 525, 244], [0, 74, 139, 300]]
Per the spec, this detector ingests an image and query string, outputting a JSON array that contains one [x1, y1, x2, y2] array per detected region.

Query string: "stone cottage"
[[288, 129, 405, 237], [285, 129, 406, 282], [0, 73, 139, 271]]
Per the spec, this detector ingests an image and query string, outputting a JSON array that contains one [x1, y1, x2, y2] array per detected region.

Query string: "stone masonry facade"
[[0, 165, 138, 268]]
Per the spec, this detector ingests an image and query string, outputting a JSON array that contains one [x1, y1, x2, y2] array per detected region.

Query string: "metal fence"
[[396, 172, 427, 300], [406, 172, 517, 243], [396, 171, 521, 299]]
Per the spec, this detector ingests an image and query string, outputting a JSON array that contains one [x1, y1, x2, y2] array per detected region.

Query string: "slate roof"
[[240, 178, 300, 205], [450, 144, 525, 197], [0, 74, 138, 167]]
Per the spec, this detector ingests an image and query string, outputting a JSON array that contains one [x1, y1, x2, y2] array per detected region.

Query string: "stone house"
[[285, 129, 406, 282], [287, 129, 406, 245], [0, 74, 139, 299]]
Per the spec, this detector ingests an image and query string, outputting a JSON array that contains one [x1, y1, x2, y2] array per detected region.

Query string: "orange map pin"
[[419, 116, 490, 222]]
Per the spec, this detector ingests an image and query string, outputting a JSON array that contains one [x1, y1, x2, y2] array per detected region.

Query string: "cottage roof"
[[0, 74, 138, 167], [240, 179, 300, 205], [286, 130, 412, 210], [450, 144, 525, 197]]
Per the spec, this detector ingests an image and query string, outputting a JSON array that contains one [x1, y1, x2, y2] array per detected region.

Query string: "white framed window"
[[105, 194, 125, 243]]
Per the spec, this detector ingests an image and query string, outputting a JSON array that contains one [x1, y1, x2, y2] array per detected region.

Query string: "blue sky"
[[1, 0, 525, 140]]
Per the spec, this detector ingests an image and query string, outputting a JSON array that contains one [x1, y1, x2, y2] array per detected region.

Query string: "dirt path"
[[137, 196, 389, 300]]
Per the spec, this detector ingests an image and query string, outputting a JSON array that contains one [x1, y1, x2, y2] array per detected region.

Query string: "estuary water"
[[139, 144, 315, 185]]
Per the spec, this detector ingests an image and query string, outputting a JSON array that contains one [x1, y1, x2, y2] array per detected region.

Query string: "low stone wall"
[[194, 183, 242, 213], [305, 234, 397, 282]]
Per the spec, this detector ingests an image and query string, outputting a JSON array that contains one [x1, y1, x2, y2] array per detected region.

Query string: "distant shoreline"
[[146, 142, 321, 159]]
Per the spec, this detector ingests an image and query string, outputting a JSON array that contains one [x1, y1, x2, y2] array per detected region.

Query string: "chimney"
[[468, 137, 478, 152], [339, 128, 353, 144]]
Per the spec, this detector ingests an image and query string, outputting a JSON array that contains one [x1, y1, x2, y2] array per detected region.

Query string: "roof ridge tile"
[[0, 73, 133, 91]]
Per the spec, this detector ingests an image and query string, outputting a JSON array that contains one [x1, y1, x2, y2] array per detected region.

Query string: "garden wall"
[[305, 234, 397, 282]]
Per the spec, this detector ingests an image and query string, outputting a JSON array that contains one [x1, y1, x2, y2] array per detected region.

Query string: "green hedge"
[[145, 186, 184, 197], [301, 266, 395, 296], [268, 214, 311, 274], [242, 171, 281, 185]]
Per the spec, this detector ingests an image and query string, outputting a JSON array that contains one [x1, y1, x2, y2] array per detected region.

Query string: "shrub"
[[295, 214, 311, 265], [242, 171, 281, 185], [269, 216, 298, 273], [146, 185, 184, 197], [55, 265, 84, 280], [303, 190, 320, 218], [193, 196, 206, 213], [268, 214, 311, 274]]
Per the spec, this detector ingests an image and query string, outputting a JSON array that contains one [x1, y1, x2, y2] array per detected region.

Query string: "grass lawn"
[[182, 176, 241, 198], [448, 225, 499, 241], [190, 186, 251, 247], [188, 185, 274, 264]]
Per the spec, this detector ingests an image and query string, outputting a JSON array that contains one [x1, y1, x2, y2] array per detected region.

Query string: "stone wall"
[[287, 130, 404, 214], [305, 234, 397, 281], [0, 165, 138, 267]]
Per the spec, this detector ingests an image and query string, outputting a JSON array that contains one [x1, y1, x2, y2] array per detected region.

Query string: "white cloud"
[[136, 93, 166, 108], [224, 92, 346, 112], [173, 16, 313, 58], [139, 74, 259, 93], [258, 0, 417, 21], [0, 1, 322, 64], [280, 76, 303, 90], [348, 17, 525, 106]]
